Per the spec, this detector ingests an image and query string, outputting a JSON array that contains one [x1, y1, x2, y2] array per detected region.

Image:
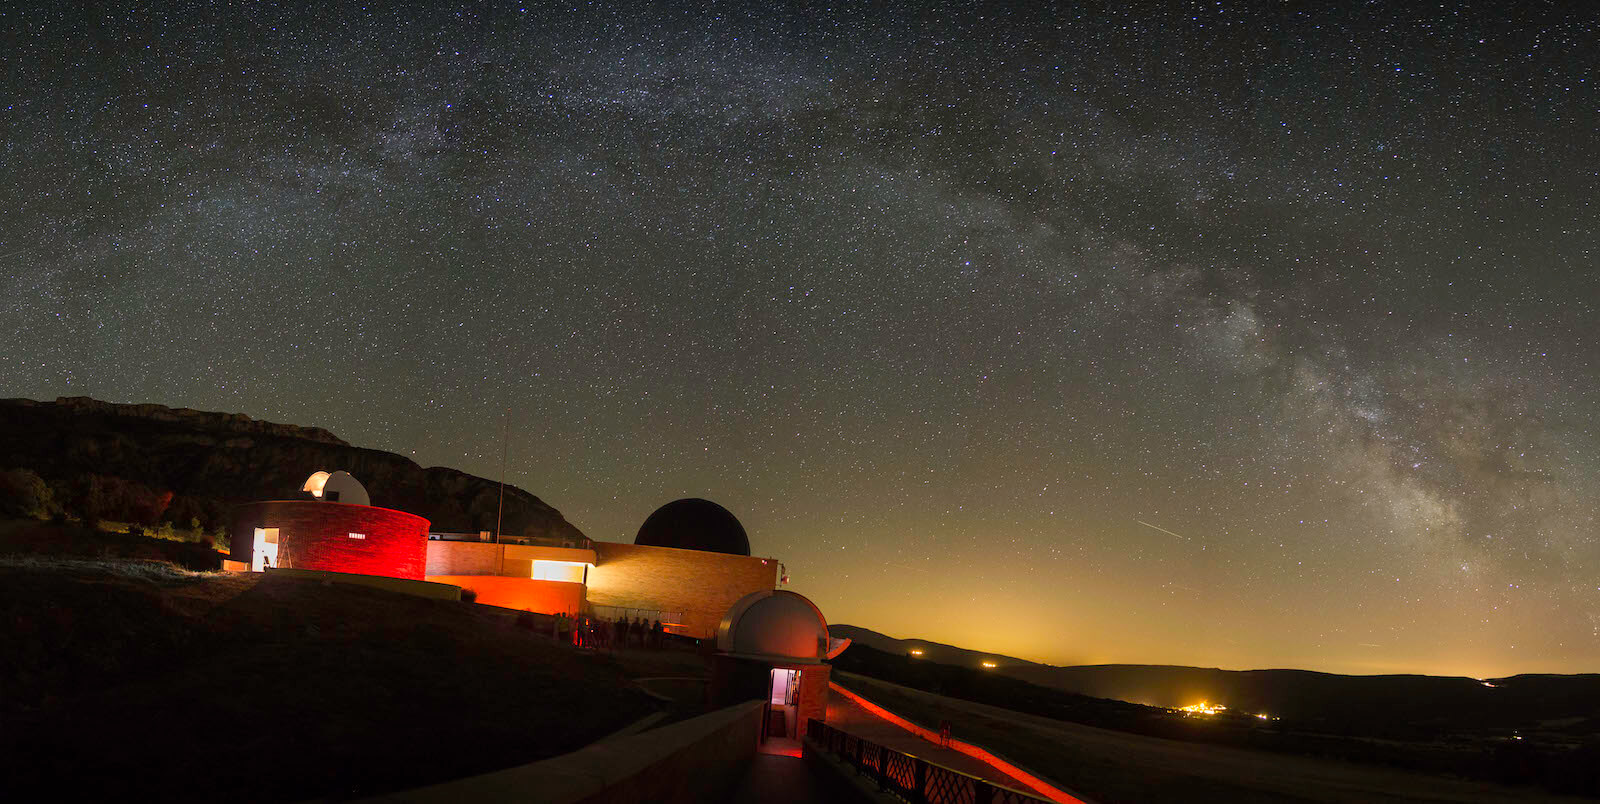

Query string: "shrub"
[[0, 468, 56, 519], [460, 588, 478, 603]]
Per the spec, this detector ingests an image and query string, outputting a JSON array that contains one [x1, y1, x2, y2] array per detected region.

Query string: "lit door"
[[252, 527, 279, 571], [768, 669, 799, 738]]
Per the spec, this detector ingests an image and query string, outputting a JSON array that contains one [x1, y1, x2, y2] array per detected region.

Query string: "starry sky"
[[4, 2, 1596, 677]]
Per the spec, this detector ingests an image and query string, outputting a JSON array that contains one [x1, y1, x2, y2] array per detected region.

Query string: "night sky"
[[4, 3, 1596, 677]]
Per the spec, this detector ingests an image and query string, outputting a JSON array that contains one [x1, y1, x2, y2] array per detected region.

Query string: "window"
[[531, 560, 588, 584]]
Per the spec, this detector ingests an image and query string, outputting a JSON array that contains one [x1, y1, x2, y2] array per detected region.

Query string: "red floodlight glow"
[[828, 682, 1086, 804]]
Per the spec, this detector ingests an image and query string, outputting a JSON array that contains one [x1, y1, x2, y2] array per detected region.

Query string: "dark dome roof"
[[635, 498, 751, 556]]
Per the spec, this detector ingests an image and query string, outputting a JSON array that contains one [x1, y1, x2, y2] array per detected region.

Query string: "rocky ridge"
[[0, 396, 585, 542]]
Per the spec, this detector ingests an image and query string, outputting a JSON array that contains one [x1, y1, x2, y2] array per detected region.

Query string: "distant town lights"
[[908, 648, 924, 657], [980, 661, 997, 669]]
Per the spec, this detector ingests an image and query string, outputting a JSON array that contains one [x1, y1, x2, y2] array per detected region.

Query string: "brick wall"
[[796, 664, 831, 730], [587, 542, 778, 640], [228, 501, 430, 580], [424, 542, 597, 577], [424, 540, 503, 575]]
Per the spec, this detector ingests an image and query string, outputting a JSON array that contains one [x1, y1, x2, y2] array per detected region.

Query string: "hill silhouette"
[[0, 396, 584, 541], [831, 623, 1600, 736], [829, 623, 1041, 669]]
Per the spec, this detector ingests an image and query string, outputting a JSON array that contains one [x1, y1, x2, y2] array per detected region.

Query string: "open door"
[[768, 668, 800, 740], [252, 527, 279, 571]]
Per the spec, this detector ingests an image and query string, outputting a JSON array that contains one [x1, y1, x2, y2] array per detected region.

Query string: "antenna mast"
[[495, 406, 509, 544]]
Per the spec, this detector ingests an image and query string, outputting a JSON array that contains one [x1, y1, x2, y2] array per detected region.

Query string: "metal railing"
[[427, 531, 593, 549], [587, 605, 685, 626], [806, 718, 1051, 804]]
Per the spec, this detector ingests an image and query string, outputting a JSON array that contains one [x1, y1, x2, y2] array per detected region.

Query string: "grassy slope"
[[0, 518, 224, 570], [0, 558, 658, 802], [833, 672, 1590, 804]]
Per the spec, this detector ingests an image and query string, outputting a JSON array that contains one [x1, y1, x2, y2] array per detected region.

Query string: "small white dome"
[[302, 470, 370, 507], [716, 590, 829, 663]]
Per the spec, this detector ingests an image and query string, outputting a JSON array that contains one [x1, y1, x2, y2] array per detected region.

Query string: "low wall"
[[268, 567, 461, 601], [427, 575, 585, 614], [365, 700, 764, 804]]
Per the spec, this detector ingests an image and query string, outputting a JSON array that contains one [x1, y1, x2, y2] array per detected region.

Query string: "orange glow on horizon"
[[1178, 701, 1226, 716]]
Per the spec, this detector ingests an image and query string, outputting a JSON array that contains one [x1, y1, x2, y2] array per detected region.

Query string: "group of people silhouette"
[[552, 612, 667, 652]]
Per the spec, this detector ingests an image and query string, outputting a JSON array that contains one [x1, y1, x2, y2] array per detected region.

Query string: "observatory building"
[[426, 497, 781, 640], [225, 471, 431, 580], [230, 484, 793, 643], [227, 479, 846, 744], [711, 589, 847, 744]]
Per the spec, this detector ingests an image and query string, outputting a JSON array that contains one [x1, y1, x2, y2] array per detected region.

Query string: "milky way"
[[4, 3, 1596, 675]]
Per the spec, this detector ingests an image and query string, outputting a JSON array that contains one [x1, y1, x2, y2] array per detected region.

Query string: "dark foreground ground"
[[0, 556, 657, 802]]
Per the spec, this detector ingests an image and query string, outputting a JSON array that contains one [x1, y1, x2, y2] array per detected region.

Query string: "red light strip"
[[828, 682, 1086, 804]]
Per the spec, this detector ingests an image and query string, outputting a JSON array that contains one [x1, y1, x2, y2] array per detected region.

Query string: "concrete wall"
[[428, 575, 585, 614], [229, 501, 431, 580], [586, 542, 778, 640], [365, 700, 764, 804]]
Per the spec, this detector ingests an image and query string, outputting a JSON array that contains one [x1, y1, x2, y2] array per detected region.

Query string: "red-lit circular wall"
[[229, 501, 431, 580]]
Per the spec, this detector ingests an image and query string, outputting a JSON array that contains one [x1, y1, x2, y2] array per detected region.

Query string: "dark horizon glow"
[[3, 3, 1596, 678]]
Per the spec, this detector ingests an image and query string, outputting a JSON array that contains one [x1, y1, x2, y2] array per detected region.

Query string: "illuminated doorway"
[[252, 527, 279, 572], [768, 668, 800, 740]]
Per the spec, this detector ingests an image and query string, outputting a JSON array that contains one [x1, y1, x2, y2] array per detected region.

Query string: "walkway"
[[825, 686, 1040, 795], [724, 753, 833, 804]]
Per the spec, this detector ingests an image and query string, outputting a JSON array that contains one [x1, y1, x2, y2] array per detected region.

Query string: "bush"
[[0, 468, 56, 519], [459, 588, 478, 603]]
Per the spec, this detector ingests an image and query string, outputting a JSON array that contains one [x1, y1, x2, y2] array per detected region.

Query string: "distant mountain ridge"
[[0, 396, 585, 541], [831, 623, 1600, 731], [13, 396, 350, 445], [829, 624, 1041, 669]]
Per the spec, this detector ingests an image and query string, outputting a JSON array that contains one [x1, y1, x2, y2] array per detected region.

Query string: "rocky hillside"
[[0, 396, 585, 541]]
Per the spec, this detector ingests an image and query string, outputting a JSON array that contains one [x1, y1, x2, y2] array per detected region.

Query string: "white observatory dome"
[[302, 470, 370, 506], [716, 590, 829, 663]]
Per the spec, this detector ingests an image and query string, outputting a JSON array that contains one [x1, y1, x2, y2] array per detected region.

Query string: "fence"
[[806, 718, 1051, 804], [587, 604, 685, 626], [427, 531, 593, 549]]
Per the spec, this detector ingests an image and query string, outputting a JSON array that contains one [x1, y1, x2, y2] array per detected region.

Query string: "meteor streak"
[[1135, 519, 1190, 540]]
